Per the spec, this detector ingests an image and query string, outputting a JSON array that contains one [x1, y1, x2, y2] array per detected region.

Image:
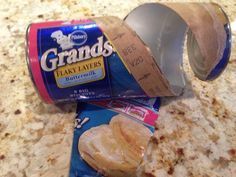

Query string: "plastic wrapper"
[[69, 98, 160, 177]]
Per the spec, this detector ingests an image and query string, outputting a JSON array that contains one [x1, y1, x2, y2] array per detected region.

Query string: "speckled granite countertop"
[[0, 0, 235, 177]]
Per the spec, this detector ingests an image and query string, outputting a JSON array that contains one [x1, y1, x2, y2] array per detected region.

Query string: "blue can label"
[[32, 20, 145, 103]]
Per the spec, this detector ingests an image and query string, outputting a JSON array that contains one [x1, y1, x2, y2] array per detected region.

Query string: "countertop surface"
[[0, 0, 235, 177]]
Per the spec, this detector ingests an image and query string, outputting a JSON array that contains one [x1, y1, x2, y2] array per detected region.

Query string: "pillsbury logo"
[[70, 30, 87, 46], [51, 30, 87, 50]]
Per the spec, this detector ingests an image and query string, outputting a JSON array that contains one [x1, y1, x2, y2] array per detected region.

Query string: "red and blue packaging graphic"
[[69, 98, 160, 177]]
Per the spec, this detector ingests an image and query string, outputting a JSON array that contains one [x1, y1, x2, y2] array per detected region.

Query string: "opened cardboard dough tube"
[[94, 3, 231, 97], [26, 3, 231, 103]]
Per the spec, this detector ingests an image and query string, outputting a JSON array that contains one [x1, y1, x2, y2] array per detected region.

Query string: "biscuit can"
[[26, 3, 231, 104], [26, 19, 147, 103]]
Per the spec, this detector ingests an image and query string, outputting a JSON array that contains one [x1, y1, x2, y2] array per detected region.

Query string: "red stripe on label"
[[28, 23, 59, 103]]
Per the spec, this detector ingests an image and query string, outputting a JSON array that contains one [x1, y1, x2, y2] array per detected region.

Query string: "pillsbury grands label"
[[40, 32, 112, 86], [26, 19, 146, 103]]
